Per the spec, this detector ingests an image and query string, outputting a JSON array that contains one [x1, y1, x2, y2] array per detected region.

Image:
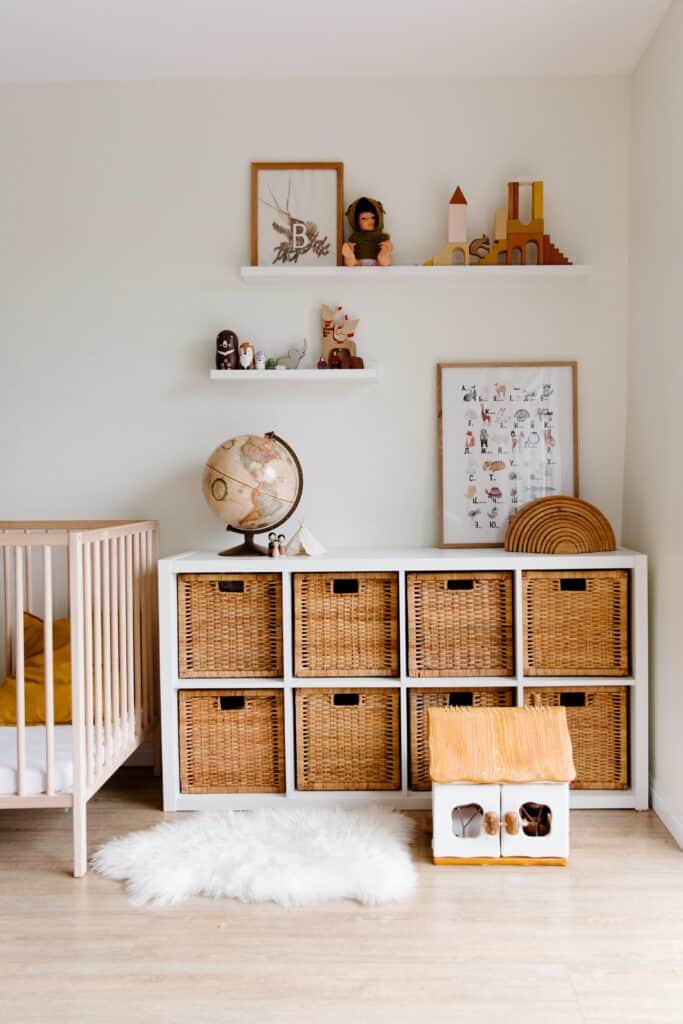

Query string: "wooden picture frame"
[[250, 162, 344, 267], [438, 361, 579, 548]]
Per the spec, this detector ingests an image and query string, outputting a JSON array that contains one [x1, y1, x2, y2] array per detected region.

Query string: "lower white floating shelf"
[[210, 367, 378, 382]]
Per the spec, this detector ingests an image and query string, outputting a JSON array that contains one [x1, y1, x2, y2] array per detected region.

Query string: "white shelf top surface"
[[163, 546, 644, 571], [240, 265, 591, 282], [210, 367, 377, 381]]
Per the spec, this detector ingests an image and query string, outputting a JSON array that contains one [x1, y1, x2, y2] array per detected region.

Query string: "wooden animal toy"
[[216, 329, 239, 370], [276, 338, 307, 369], [255, 350, 266, 370], [469, 234, 490, 263], [429, 707, 575, 866], [321, 305, 361, 364], [238, 341, 255, 369]]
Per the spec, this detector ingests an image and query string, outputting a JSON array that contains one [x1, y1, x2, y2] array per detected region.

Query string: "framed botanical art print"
[[438, 362, 578, 547], [251, 162, 344, 266]]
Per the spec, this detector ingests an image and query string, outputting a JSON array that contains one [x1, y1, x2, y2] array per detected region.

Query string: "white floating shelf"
[[240, 264, 591, 283], [210, 367, 378, 382]]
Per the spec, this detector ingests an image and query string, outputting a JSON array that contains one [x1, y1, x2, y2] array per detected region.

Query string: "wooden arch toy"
[[504, 495, 616, 554]]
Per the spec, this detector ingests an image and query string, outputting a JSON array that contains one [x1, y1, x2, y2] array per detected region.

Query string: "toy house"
[[476, 180, 572, 265], [429, 706, 576, 865], [425, 186, 469, 265]]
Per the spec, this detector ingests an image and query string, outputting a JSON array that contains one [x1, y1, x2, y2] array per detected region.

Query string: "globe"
[[202, 432, 303, 555]]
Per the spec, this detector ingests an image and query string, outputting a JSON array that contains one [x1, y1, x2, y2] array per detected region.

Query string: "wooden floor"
[[1, 772, 682, 1024]]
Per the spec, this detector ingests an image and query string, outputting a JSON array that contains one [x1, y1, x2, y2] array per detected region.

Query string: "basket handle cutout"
[[449, 691, 473, 706], [333, 693, 360, 706], [219, 695, 246, 711], [560, 692, 585, 707], [560, 578, 586, 592], [333, 578, 359, 594], [218, 580, 245, 594], [447, 579, 474, 591]]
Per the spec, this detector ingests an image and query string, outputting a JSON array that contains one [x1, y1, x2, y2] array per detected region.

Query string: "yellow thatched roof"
[[428, 707, 576, 784]]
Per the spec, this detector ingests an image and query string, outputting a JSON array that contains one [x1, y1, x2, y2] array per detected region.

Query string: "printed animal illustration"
[[464, 484, 477, 501], [486, 487, 502, 503], [544, 427, 556, 448], [464, 431, 475, 452], [495, 382, 507, 401], [462, 385, 477, 402], [541, 383, 554, 399], [480, 428, 489, 453], [480, 405, 492, 424], [482, 460, 506, 473], [514, 409, 530, 426]]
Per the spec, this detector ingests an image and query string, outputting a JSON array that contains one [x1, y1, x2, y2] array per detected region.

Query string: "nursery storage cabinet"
[[294, 687, 401, 791], [293, 571, 399, 677], [177, 572, 283, 678], [179, 689, 286, 794], [408, 686, 516, 791], [159, 548, 648, 812], [407, 571, 514, 677]]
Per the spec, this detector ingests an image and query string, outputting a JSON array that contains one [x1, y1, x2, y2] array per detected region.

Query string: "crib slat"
[[132, 530, 143, 735], [43, 546, 55, 796], [102, 539, 113, 762], [25, 541, 33, 614], [14, 546, 26, 796], [2, 542, 12, 678], [118, 536, 128, 736], [111, 537, 121, 750], [125, 535, 135, 742], [143, 529, 152, 729], [92, 541, 103, 776], [83, 543, 94, 785]]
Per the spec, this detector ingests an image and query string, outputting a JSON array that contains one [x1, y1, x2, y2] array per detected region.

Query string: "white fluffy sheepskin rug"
[[92, 806, 417, 907]]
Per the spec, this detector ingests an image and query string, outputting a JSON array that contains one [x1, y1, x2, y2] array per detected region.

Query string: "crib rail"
[[0, 521, 158, 803]]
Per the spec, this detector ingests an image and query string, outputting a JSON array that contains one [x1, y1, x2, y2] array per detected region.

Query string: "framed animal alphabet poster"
[[251, 162, 344, 266], [438, 362, 578, 547]]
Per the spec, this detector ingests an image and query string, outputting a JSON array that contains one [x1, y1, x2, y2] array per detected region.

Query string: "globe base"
[[218, 530, 268, 557]]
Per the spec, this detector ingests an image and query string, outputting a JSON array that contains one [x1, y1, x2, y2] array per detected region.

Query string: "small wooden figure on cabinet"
[[255, 350, 266, 370], [267, 532, 279, 557], [276, 338, 308, 369], [342, 197, 392, 267], [429, 706, 575, 866], [239, 341, 255, 369], [216, 329, 239, 370]]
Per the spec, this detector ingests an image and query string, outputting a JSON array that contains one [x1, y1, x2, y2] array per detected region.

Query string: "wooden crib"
[[0, 521, 159, 876]]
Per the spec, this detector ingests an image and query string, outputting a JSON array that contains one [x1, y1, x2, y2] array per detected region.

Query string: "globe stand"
[[218, 528, 269, 557]]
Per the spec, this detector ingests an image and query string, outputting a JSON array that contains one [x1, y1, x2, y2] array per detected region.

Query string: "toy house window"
[[519, 802, 552, 837], [451, 248, 465, 266], [451, 803, 484, 838], [525, 240, 539, 265], [511, 246, 522, 265]]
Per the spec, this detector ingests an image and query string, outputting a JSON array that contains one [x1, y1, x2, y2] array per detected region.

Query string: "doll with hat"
[[342, 196, 393, 267]]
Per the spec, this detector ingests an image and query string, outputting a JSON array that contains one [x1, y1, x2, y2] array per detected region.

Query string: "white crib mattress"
[[0, 725, 74, 795]]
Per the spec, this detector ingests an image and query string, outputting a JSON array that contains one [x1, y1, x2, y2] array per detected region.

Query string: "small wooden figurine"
[[276, 338, 307, 369], [342, 197, 392, 266], [255, 350, 266, 370], [321, 305, 362, 365], [238, 341, 255, 369], [267, 532, 279, 557], [425, 186, 469, 266], [215, 329, 239, 370]]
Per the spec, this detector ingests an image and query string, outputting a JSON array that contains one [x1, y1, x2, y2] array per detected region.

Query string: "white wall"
[[0, 79, 629, 556], [625, 0, 683, 842]]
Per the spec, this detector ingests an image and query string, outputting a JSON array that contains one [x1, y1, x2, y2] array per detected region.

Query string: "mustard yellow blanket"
[[0, 613, 72, 725]]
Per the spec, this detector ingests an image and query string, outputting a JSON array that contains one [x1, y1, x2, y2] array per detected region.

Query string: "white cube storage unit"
[[158, 548, 648, 812]]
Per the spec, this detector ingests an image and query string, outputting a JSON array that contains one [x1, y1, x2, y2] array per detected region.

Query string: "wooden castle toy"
[[425, 180, 573, 267], [429, 706, 576, 866], [476, 180, 572, 265], [425, 186, 469, 266]]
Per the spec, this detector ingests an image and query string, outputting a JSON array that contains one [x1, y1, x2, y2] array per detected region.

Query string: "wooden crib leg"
[[72, 799, 88, 878]]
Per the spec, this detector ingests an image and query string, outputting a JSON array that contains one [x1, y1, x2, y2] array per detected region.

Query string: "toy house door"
[[500, 784, 569, 860], [432, 783, 500, 860]]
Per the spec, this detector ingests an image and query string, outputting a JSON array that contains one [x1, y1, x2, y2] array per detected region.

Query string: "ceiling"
[[0, 0, 671, 81]]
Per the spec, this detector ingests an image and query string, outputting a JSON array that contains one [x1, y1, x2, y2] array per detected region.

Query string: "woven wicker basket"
[[523, 569, 629, 677], [293, 572, 399, 678], [294, 687, 401, 790], [178, 689, 285, 794], [408, 686, 516, 790], [177, 573, 283, 678], [525, 685, 629, 789], [407, 571, 514, 677]]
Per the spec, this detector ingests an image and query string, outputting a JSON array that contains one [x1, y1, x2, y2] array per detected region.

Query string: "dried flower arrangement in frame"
[[251, 162, 344, 267]]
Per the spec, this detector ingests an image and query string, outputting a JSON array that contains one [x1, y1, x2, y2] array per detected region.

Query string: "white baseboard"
[[651, 783, 683, 849]]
